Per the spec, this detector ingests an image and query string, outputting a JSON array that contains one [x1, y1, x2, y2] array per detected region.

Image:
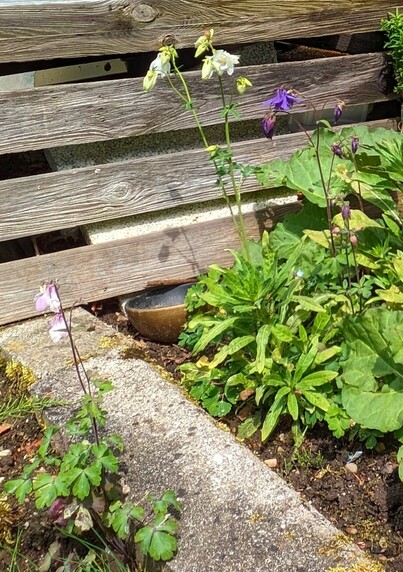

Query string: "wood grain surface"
[[0, 53, 392, 155], [0, 204, 301, 325], [0, 1, 401, 62], [0, 119, 394, 242]]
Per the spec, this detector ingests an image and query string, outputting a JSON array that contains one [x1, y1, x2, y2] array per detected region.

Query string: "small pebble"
[[345, 462, 358, 474], [264, 458, 278, 468], [345, 526, 358, 535], [0, 449, 11, 457]]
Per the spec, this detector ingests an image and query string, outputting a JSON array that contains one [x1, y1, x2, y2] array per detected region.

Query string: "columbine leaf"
[[91, 443, 119, 473], [71, 471, 91, 501], [60, 442, 91, 471], [33, 473, 69, 509], [4, 478, 32, 503], [106, 501, 144, 539], [135, 516, 178, 561], [157, 491, 181, 512]]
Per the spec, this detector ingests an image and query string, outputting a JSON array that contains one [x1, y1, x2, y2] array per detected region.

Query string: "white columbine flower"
[[201, 49, 240, 80], [150, 52, 171, 77], [143, 51, 172, 92]]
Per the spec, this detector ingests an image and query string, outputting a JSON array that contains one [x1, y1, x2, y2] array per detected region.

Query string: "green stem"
[[55, 287, 100, 447], [218, 76, 250, 260], [171, 61, 209, 148], [169, 62, 241, 241], [315, 127, 336, 256]]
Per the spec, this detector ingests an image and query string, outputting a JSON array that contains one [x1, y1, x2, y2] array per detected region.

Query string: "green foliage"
[[4, 341, 180, 570], [0, 394, 61, 424], [181, 118, 403, 483], [381, 8, 403, 94], [340, 308, 403, 478], [257, 125, 402, 212], [181, 235, 344, 441], [341, 308, 403, 433]]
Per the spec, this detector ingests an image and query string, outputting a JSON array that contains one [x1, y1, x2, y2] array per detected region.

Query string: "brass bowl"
[[124, 284, 193, 344]]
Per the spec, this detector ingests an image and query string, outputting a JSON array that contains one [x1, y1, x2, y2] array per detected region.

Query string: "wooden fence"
[[0, 0, 401, 326]]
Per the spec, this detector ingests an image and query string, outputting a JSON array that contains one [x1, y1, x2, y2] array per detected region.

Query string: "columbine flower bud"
[[341, 203, 351, 221], [331, 226, 341, 235], [331, 143, 343, 158], [351, 136, 359, 155], [143, 69, 158, 92], [262, 112, 276, 140], [201, 57, 215, 80], [350, 234, 358, 246], [195, 29, 214, 58], [334, 100, 345, 123], [236, 76, 252, 95]]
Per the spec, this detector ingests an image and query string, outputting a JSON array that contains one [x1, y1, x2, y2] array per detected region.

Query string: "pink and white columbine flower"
[[48, 313, 68, 343], [35, 282, 60, 313]]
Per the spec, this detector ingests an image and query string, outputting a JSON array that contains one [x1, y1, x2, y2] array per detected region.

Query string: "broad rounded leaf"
[[342, 385, 403, 432]]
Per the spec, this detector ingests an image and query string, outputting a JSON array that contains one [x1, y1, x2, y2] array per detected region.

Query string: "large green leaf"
[[341, 308, 403, 432], [341, 308, 403, 387], [342, 385, 403, 432]]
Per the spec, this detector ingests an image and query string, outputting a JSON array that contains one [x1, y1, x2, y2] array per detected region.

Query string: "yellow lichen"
[[3, 360, 36, 394], [0, 499, 15, 544], [249, 513, 264, 524], [327, 560, 385, 572], [318, 533, 352, 556], [98, 334, 122, 349]]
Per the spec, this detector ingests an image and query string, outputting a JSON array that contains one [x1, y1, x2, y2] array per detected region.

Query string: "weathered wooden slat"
[[0, 119, 395, 242], [0, 205, 301, 325], [0, 1, 401, 63], [0, 53, 393, 155]]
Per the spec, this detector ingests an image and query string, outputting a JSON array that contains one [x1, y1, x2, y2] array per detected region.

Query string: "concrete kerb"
[[0, 308, 383, 572]]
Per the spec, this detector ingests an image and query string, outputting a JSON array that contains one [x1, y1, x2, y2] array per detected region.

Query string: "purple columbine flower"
[[261, 88, 303, 111], [341, 203, 351, 221], [331, 143, 343, 157], [262, 112, 276, 139], [334, 100, 345, 123], [351, 136, 359, 155], [49, 312, 68, 343], [35, 282, 60, 313]]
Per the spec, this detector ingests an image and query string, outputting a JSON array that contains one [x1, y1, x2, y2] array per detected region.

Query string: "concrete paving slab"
[[0, 309, 383, 572]]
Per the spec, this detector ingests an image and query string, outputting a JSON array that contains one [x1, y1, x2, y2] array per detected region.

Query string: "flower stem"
[[218, 76, 250, 260], [169, 63, 241, 243], [54, 287, 100, 446]]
